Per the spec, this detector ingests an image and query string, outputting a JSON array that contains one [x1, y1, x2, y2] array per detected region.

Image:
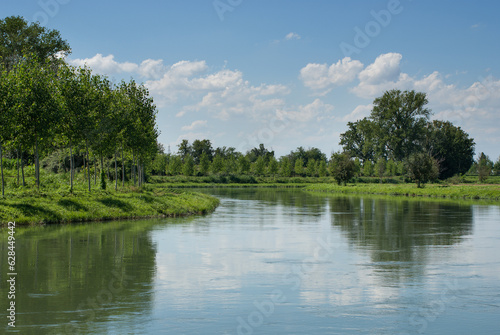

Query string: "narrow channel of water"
[[1, 188, 499, 334]]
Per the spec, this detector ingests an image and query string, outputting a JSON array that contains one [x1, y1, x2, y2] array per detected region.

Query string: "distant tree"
[[405, 152, 439, 188], [318, 160, 328, 177], [253, 156, 266, 176], [248, 144, 274, 163], [340, 118, 377, 163], [192, 139, 213, 164], [168, 156, 182, 175], [151, 153, 168, 176], [294, 158, 305, 176], [268, 156, 279, 176], [199, 152, 210, 176], [182, 155, 194, 176], [362, 161, 374, 177], [211, 154, 224, 175], [375, 158, 386, 180], [477, 152, 492, 183], [493, 156, 500, 176], [353, 158, 362, 177], [238, 155, 250, 175], [306, 158, 317, 177], [224, 156, 237, 175], [330, 152, 356, 186], [177, 139, 192, 161], [370, 89, 431, 161], [288, 146, 307, 167], [385, 159, 397, 176], [425, 120, 475, 179], [305, 147, 326, 164], [280, 157, 292, 177]]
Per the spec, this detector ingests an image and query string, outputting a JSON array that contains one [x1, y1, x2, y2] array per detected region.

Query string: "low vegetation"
[[304, 183, 500, 201]]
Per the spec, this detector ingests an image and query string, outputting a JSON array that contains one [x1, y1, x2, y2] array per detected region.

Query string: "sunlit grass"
[[0, 169, 219, 226], [304, 183, 500, 200]]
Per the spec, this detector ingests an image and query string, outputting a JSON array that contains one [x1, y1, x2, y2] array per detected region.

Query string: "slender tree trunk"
[[93, 156, 96, 186], [100, 154, 104, 181], [142, 162, 145, 185], [115, 150, 118, 191], [16, 148, 19, 186], [121, 145, 125, 187], [35, 137, 40, 191], [86, 140, 91, 192], [139, 162, 142, 187], [69, 144, 73, 192], [133, 151, 136, 186], [0, 143, 4, 197], [21, 150, 25, 187]]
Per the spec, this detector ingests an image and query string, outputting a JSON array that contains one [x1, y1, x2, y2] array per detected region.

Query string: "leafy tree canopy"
[[0, 16, 71, 70]]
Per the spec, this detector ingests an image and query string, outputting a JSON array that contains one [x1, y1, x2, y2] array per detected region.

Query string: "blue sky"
[[4, 0, 500, 159]]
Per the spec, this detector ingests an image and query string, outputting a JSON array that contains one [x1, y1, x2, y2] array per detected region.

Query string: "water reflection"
[[0, 220, 158, 334], [328, 196, 473, 259], [1, 189, 498, 335]]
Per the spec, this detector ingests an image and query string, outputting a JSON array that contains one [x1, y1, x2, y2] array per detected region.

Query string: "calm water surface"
[[1, 188, 499, 334]]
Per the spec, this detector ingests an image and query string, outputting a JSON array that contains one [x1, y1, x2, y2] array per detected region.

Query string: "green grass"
[[0, 168, 220, 226], [0, 187, 219, 226], [304, 183, 500, 200]]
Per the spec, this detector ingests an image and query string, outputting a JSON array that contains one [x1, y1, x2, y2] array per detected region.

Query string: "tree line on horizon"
[[0, 16, 159, 196], [150, 89, 499, 186]]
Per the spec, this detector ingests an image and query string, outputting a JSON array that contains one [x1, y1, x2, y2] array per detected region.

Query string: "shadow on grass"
[[57, 199, 88, 212], [98, 198, 133, 212], [9, 203, 62, 220], [140, 195, 155, 203]]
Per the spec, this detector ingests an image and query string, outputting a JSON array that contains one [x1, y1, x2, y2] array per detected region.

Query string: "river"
[[1, 188, 499, 334]]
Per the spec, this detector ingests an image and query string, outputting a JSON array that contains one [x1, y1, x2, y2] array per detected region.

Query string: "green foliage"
[[280, 157, 292, 177], [406, 152, 439, 188], [425, 120, 475, 179], [253, 156, 266, 176], [238, 155, 250, 175], [477, 152, 493, 183], [340, 118, 377, 162], [168, 156, 182, 175], [0, 16, 71, 71], [182, 155, 195, 176], [294, 158, 305, 176], [268, 157, 279, 176], [362, 161, 374, 177], [330, 152, 356, 186], [224, 156, 237, 175], [493, 156, 500, 176], [248, 144, 274, 163], [375, 158, 386, 179], [318, 160, 328, 177], [199, 152, 210, 176], [385, 159, 397, 177], [100, 170, 106, 190], [371, 89, 431, 161], [306, 158, 317, 177], [211, 154, 224, 175], [192, 139, 213, 164], [177, 139, 192, 160], [305, 183, 500, 201]]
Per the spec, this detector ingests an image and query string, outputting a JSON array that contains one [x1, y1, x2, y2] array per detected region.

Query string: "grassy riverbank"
[[304, 183, 500, 200], [0, 187, 220, 226]]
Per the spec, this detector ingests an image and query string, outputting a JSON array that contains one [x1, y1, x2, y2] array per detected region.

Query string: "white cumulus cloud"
[[300, 57, 364, 94]]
